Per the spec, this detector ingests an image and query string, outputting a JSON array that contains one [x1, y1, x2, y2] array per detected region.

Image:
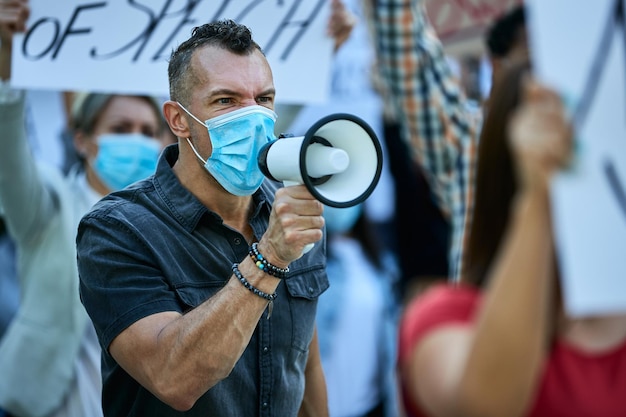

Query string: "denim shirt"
[[77, 144, 329, 417]]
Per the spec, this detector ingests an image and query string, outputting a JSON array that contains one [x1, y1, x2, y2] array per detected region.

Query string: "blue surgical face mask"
[[323, 204, 363, 235], [178, 103, 277, 196], [93, 133, 161, 192]]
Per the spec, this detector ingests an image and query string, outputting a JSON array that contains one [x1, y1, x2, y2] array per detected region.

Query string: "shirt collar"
[[154, 144, 274, 233]]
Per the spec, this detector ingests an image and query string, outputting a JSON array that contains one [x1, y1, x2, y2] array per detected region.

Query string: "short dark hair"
[[485, 5, 526, 58], [463, 58, 532, 287], [168, 20, 263, 105]]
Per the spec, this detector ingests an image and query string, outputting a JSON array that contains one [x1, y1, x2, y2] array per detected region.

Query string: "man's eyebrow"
[[204, 88, 276, 100], [206, 88, 242, 99], [257, 88, 276, 97]]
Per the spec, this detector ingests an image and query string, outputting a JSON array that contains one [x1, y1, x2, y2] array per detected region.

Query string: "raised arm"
[[371, 0, 479, 278], [0, 0, 28, 79], [0, 0, 60, 246], [403, 81, 570, 417]]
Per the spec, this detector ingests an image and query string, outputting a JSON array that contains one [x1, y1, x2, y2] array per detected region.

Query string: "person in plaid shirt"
[[371, 0, 527, 281]]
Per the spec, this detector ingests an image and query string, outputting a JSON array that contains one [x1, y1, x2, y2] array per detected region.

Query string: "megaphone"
[[257, 113, 383, 254], [258, 113, 383, 208]]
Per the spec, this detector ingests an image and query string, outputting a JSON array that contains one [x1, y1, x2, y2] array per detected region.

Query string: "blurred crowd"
[[1, 0, 624, 416]]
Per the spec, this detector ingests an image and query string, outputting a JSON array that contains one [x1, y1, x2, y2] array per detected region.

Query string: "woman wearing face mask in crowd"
[[0, 91, 165, 416], [0, 7, 165, 414]]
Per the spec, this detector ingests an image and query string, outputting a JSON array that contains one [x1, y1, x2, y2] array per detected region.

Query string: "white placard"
[[11, 0, 333, 104], [527, 0, 626, 316]]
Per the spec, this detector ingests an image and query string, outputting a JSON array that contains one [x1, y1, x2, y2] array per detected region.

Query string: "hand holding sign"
[[527, 0, 626, 316], [0, 0, 29, 39], [0, 0, 30, 79], [508, 78, 573, 194]]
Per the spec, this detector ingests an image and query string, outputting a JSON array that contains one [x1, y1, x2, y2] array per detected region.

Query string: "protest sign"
[[527, 0, 626, 316], [11, 0, 333, 104]]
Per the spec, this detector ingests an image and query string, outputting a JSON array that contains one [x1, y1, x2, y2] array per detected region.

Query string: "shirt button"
[[308, 287, 314, 294], [234, 237, 242, 245], [263, 346, 269, 353], [262, 402, 268, 408]]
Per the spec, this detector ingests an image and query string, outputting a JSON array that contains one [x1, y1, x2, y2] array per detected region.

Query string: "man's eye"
[[217, 98, 232, 105], [257, 97, 272, 104]]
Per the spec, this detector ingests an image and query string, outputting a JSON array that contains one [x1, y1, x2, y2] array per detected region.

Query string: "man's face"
[[189, 46, 275, 119], [183, 45, 276, 157]]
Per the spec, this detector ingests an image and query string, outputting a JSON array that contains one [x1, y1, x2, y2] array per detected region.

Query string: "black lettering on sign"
[[574, 0, 626, 223], [90, 0, 202, 62], [605, 159, 626, 218], [22, 2, 106, 60], [263, 0, 326, 61], [20, 0, 328, 64]]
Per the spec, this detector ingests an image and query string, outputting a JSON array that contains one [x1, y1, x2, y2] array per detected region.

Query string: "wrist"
[[232, 262, 279, 319], [249, 242, 290, 278], [519, 176, 551, 201], [0, 42, 12, 81], [254, 241, 290, 270], [236, 258, 281, 295], [512, 185, 552, 226]]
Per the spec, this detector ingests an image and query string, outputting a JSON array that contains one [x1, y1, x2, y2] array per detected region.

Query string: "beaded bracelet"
[[232, 263, 277, 319], [249, 242, 290, 279]]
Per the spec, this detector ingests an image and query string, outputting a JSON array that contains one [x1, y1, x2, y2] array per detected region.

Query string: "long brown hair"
[[463, 59, 532, 287]]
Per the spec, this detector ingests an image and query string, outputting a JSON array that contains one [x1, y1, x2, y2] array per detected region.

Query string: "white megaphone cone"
[[257, 113, 383, 253]]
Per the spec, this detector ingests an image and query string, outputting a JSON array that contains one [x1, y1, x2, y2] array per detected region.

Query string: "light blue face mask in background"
[[178, 103, 277, 196], [323, 204, 363, 235], [93, 133, 161, 192]]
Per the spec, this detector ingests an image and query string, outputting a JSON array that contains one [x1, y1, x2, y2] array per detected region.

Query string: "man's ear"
[[163, 100, 191, 139]]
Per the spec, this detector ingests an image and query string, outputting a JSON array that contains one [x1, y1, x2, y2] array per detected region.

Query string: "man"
[[371, 0, 527, 281], [77, 20, 330, 416]]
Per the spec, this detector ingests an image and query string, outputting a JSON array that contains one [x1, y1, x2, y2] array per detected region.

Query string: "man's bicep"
[[77, 215, 181, 341], [109, 311, 182, 390]]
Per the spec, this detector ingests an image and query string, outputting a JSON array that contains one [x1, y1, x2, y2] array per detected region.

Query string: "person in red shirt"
[[397, 58, 626, 417]]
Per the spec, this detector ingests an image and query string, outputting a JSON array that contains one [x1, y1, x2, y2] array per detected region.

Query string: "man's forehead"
[[192, 44, 265, 66], [191, 47, 273, 90]]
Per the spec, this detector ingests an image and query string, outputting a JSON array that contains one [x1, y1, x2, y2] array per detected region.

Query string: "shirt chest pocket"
[[283, 266, 329, 353]]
